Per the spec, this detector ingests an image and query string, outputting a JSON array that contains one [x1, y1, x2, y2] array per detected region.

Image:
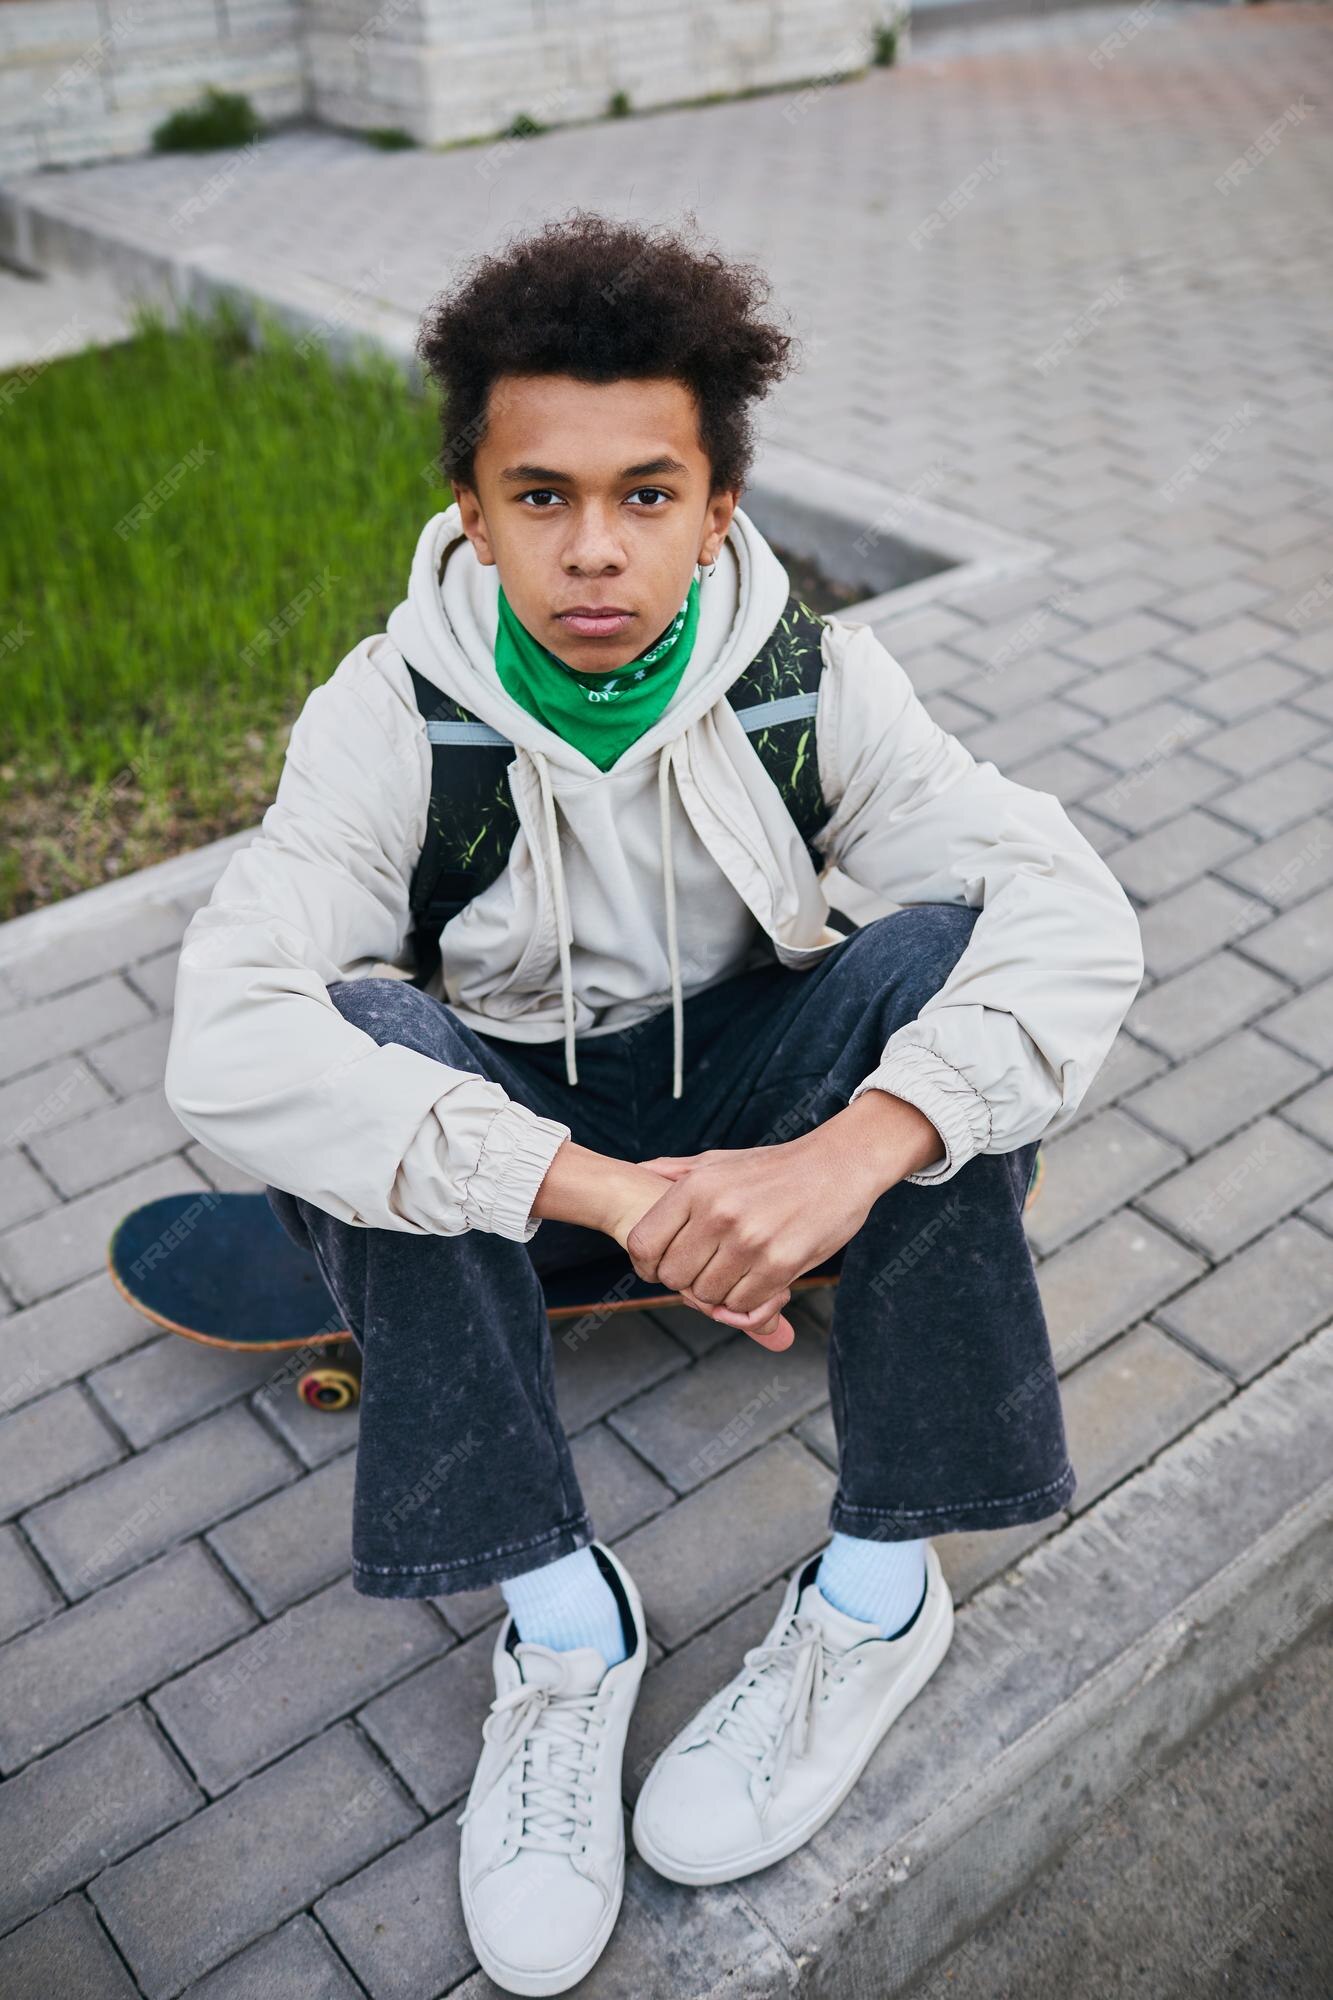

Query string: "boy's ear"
[[453, 484, 496, 566], [700, 485, 740, 566]]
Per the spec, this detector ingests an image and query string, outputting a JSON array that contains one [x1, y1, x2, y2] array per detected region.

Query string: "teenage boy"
[[165, 212, 1143, 1995]]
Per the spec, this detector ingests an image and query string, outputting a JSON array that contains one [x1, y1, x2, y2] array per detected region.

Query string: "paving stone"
[[965, 698, 1096, 769], [0, 1542, 254, 1771], [954, 652, 1087, 721], [207, 1449, 357, 1618], [88, 1329, 290, 1451], [1058, 611, 1185, 670], [1211, 757, 1333, 841], [1303, 1188, 1333, 1236], [1281, 1074, 1333, 1151], [0, 1271, 156, 1416], [1187, 656, 1312, 722], [83, 1014, 175, 1098], [0, 1383, 122, 1521], [28, 1086, 191, 1199], [1055, 656, 1196, 721], [1195, 703, 1326, 776], [0, 1057, 111, 1152], [1124, 1027, 1317, 1155], [607, 1330, 829, 1493], [552, 1309, 690, 1433], [1037, 1211, 1205, 1371], [1165, 577, 1271, 628], [0, 976, 151, 1088], [358, 1618, 499, 1815], [645, 1300, 747, 1358], [1167, 614, 1288, 675], [151, 1576, 448, 1796], [1006, 743, 1109, 801], [572, 1420, 674, 1539], [0, 1525, 60, 1645], [1219, 814, 1333, 907], [127, 947, 183, 1017], [0, 1154, 214, 1308], [624, 1579, 788, 1800], [615, 1436, 836, 1649], [794, 1401, 836, 1470], [934, 1515, 1065, 1603], [0, 1707, 200, 1931], [1083, 751, 1228, 836], [1024, 1109, 1184, 1257], [1154, 1217, 1333, 1381], [0, 1896, 140, 2000], [180, 1914, 365, 2000], [1065, 803, 1128, 860], [23, 1403, 296, 1600], [1058, 1324, 1230, 1515], [1057, 1030, 1167, 1130], [1138, 1115, 1332, 1261], [1137, 875, 1271, 980], [252, 1370, 360, 1468], [1259, 973, 1333, 1069], [1126, 950, 1290, 1061], [0, 1149, 56, 1236], [90, 1724, 421, 1999], [315, 1810, 472, 2000], [2, 905, 188, 1005], [1234, 884, 1333, 985], [1109, 809, 1252, 902]]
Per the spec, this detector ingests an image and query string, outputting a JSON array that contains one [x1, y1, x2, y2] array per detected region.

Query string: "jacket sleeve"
[[815, 618, 1145, 1185], [163, 642, 571, 1238]]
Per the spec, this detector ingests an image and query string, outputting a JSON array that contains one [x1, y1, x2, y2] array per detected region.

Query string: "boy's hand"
[[606, 1169, 796, 1352], [626, 1092, 944, 1321]]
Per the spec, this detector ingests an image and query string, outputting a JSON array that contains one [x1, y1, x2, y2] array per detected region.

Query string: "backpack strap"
[[400, 594, 832, 987]]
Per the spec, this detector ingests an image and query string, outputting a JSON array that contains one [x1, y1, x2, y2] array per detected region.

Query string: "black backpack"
[[401, 594, 833, 990]]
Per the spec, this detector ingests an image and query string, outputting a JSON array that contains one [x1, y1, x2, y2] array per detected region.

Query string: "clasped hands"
[[534, 1091, 945, 1352]]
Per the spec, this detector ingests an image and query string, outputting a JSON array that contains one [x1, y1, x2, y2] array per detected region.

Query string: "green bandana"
[[494, 577, 700, 771]]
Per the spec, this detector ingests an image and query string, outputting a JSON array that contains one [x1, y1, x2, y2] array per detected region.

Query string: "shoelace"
[[687, 1611, 861, 1810], [457, 1680, 607, 1855]]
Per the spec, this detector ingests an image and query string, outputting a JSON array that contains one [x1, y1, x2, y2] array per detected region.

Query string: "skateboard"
[[108, 1153, 1044, 1413]]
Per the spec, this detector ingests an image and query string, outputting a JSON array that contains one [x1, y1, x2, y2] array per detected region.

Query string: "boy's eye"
[[629, 487, 670, 506], [519, 489, 564, 508]]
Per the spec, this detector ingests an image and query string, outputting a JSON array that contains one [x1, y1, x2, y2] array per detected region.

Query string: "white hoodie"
[[164, 501, 1144, 1242]]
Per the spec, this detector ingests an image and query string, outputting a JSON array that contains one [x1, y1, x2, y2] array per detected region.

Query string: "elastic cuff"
[[849, 1041, 992, 1186], [465, 1100, 571, 1241]]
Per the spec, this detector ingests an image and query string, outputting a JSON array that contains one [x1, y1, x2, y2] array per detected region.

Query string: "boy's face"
[[453, 374, 738, 673]]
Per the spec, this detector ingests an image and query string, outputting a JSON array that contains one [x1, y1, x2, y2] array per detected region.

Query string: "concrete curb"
[[705, 1328, 1333, 1999]]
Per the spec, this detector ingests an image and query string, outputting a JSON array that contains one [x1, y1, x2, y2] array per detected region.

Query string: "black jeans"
[[266, 906, 1075, 1598]]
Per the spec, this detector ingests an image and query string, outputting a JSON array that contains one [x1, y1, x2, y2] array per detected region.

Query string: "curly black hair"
[[416, 211, 798, 495]]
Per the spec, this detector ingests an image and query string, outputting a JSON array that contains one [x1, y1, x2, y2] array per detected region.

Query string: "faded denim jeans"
[[265, 906, 1076, 1598]]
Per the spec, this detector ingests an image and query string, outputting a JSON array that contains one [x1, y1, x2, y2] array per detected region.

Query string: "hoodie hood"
[[384, 500, 813, 1101]]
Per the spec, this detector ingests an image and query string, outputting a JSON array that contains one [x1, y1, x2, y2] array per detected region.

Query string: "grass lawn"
[[0, 298, 449, 921]]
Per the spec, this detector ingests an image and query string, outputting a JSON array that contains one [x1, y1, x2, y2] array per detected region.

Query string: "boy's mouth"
[[555, 607, 635, 639]]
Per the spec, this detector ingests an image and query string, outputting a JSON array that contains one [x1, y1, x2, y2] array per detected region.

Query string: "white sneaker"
[[632, 1541, 953, 1885], [457, 1541, 646, 1996]]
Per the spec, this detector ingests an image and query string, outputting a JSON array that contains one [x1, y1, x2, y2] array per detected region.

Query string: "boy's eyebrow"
[[498, 456, 689, 484]]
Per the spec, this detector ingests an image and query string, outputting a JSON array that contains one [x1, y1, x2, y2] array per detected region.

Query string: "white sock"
[[499, 1546, 628, 1666], [815, 1530, 928, 1638]]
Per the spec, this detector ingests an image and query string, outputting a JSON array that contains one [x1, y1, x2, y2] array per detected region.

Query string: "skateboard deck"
[[108, 1154, 1044, 1411]]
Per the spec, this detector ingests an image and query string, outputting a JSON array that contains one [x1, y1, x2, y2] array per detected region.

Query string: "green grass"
[[0, 297, 449, 919], [152, 87, 265, 152]]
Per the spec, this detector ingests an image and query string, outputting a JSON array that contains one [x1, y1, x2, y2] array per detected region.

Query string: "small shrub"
[[362, 126, 417, 150], [872, 23, 899, 66], [608, 89, 632, 118], [152, 86, 264, 152], [503, 111, 546, 139]]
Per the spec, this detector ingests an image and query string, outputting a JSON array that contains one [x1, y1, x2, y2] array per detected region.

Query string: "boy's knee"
[[326, 976, 462, 1059], [848, 903, 979, 1013]]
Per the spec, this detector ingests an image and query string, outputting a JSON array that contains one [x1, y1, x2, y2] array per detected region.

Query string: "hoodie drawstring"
[[658, 745, 684, 1100], [530, 744, 684, 1101]]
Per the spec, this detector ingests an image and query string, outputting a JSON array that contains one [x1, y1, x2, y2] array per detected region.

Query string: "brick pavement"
[[0, 3, 1331, 1993]]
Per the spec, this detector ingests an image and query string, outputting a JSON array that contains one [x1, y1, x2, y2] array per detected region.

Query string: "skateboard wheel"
[[299, 1367, 360, 1411], [1024, 1147, 1045, 1214]]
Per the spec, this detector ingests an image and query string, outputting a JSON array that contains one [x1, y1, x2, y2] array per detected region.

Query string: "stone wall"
[[0, 0, 889, 176]]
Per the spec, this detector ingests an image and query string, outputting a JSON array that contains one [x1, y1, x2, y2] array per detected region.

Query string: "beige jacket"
[[164, 502, 1144, 1240]]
